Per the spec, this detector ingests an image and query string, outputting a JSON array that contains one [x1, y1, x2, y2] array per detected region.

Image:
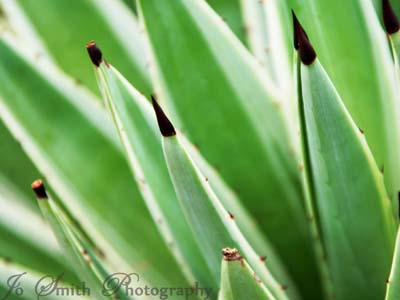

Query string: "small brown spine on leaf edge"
[[222, 248, 242, 261]]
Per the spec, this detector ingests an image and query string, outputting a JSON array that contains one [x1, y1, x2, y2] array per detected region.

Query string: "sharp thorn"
[[151, 95, 176, 137], [292, 11, 317, 65], [31, 179, 48, 199], [86, 41, 103, 67]]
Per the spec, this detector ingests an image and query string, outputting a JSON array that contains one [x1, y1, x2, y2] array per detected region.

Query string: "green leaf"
[[0, 261, 87, 300], [0, 119, 41, 211], [206, 0, 246, 43], [94, 60, 215, 290], [0, 34, 188, 288], [92, 56, 294, 296], [240, 0, 292, 90], [218, 248, 275, 300], [4, 0, 151, 96], [0, 180, 76, 281], [162, 132, 297, 300], [240, 0, 298, 151], [290, 0, 400, 209], [34, 183, 120, 300], [298, 58, 397, 300], [138, 1, 321, 296], [386, 228, 400, 300]]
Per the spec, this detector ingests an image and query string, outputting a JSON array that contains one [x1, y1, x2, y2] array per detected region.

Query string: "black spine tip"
[[151, 95, 176, 137], [292, 12, 317, 65], [383, 0, 400, 34], [31, 179, 48, 199], [86, 41, 102, 67]]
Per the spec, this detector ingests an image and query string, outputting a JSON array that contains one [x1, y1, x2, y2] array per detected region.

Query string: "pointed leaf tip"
[[292, 11, 300, 50], [383, 0, 400, 34], [31, 179, 48, 199], [222, 248, 242, 261], [85, 41, 102, 67], [151, 95, 176, 137], [292, 12, 317, 65]]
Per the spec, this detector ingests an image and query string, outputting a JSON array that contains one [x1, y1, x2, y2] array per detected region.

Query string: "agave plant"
[[1, 0, 400, 299]]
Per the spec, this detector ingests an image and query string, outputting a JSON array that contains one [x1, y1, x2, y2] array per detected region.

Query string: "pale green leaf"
[[3, 0, 151, 95], [290, 0, 400, 210], [299, 58, 397, 300], [138, 1, 321, 296], [94, 61, 215, 290], [0, 34, 188, 288], [93, 57, 294, 296], [218, 249, 275, 300], [0, 181, 75, 281], [163, 134, 297, 300], [0, 261, 89, 300]]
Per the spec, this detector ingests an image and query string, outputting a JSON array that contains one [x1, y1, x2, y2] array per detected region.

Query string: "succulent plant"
[[1, 0, 400, 299]]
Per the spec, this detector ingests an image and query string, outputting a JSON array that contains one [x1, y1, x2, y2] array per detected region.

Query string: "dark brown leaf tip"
[[86, 41, 102, 67], [222, 247, 242, 261], [31, 179, 48, 199], [292, 11, 317, 65], [383, 0, 400, 34], [151, 95, 176, 137]]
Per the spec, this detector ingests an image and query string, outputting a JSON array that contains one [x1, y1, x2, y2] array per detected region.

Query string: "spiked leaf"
[[138, 1, 321, 295], [0, 180, 76, 281], [32, 180, 125, 300], [90, 49, 294, 296], [218, 248, 275, 300], [156, 102, 298, 300], [297, 34, 397, 299], [0, 34, 189, 288], [289, 0, 400, 210], [91, 48, 215, 291]]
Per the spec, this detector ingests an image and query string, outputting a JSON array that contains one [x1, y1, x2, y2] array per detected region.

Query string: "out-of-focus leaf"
[[92, 55, 294, 296], [218, 249, 275, 300], [3, 0, 150, 95], [94, 60, 215, 290], [240, 0, 297, 147], [0, 181, 76, 281], [0, 261, 88, 300], [0, 119, 40, 211], [138, 1, 321, 296], [206, 0, 246, 43], [0, 34, 188, 288], [386, 228, 400, 300], [290, 0, 400, 209], [240, 0, 292, 90], [162, 133, 297, 300], [34, 186, 122, 300], [299, 58, 397, 300]]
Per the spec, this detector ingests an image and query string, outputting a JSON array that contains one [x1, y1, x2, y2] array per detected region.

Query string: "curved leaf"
[[138, 1, 320, 295], [0, 34, 188, 288], [299, 58, 397, 300]]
